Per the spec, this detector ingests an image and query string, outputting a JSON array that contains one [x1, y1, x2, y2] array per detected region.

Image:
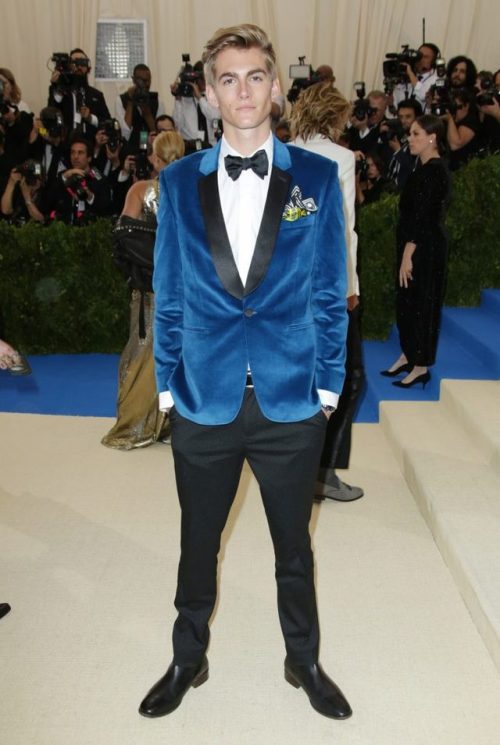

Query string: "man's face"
[[70, 52, 90, 78], [134, 69, 151, 92], [450, 62, 467, 88], [398, 107, 416, 132], [206, 46, 279, 140], [70, 143, 90, 171], [416, 46, 435, 73], [157, 119, 175, 133], [368, 96, 386, 126]]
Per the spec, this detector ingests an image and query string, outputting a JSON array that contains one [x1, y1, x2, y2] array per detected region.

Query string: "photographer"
[[444, 88, 481, 170], [355, 150, 392, 205], [476, 71, 500, 154], [0, 68, 33, 164], [115, 64, 165, 150], [93, 119, 130, 214], [48, 49, 110, 143], [384, 99, 421, 189], [446, 56, 478, 93], [26, 107, 68, 214], [171, 59, 220, 152], [1, 161, 45, 224], [54, 134, 111, 224], [392, 44, 440, 110]]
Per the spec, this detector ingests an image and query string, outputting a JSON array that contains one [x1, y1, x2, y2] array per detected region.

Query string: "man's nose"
[[238, 80, 250, 98]]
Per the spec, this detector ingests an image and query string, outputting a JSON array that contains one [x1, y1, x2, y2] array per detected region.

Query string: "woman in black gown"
[[382, 115, 450, 388]]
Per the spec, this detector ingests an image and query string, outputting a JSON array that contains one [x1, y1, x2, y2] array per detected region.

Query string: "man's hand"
[[8, 168, 22, 185], [347, 295, 359, 311], [480, 98, 500, 122], [63, 168, 86, 179], [80, 105, 91, 122]]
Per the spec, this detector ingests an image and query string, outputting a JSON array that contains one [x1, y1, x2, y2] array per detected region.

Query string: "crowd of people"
[[1, 44, 498, 227]]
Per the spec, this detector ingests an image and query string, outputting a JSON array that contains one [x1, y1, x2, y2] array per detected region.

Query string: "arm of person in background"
[[20, 177, 45, 223], [445, 112, 475, 150], [479, 98, 500, 122], [1, 169, 22, 215], [115, 94, 132, 141]]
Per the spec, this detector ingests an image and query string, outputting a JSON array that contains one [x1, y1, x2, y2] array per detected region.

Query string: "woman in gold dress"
[[102, 131, 185, 449]]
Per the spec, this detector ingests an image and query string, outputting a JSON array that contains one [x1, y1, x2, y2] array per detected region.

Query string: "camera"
[[286, 57, 321, 104], [355, 158, 369, 181], [380, 119, 406, 144], [352, 82, 375, 121], [132, 130, 152, 181], [99, 118, 122, 150], [50, 52, 74, 90], [476, 74, 500, 106], [173, 53, 202, 98], [40, 109, 64, 138], [65, 173, 88, 200], [383, 45, 422, 89], [429, 59, 456, 116], [16, 160, 43, 185], [132, 78, 150, 105]]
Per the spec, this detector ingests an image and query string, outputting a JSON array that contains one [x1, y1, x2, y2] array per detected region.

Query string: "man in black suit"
[[48, 49, 110, 143], [139, 23, 352, 722]]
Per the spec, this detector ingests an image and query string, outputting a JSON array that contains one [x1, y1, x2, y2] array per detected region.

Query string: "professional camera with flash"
[[287, 57, 321, 104]]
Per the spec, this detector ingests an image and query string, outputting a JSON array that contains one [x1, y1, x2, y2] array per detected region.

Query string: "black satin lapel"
[[198, 172, 244, 299], [244, 167, 292, 296]]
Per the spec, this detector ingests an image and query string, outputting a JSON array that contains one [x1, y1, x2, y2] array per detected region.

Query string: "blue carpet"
[[1, 290, 499, 423]]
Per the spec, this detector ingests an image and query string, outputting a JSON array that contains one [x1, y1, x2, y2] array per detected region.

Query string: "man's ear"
[[271, 77, 281, 99], [206, 84, 220, 110]]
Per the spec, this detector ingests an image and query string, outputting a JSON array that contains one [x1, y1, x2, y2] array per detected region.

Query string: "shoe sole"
[[315, 490, 365, 502]]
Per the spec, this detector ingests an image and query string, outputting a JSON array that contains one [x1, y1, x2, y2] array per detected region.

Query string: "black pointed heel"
[[380, 363, 411, 377], [392, 371, 431, 389]]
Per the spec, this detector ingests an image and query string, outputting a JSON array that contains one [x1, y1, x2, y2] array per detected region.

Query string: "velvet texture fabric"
[[153, 137, 348, 425]]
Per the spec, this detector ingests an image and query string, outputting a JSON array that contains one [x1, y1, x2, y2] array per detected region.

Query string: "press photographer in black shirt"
[[54, 134, 111, 224], [48, 49, 110, 143]]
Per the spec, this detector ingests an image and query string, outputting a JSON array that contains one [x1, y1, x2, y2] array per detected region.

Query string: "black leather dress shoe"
[[0, 603, 11, 619], [139, 656, 208, 718], [284, 657, 352, 719]]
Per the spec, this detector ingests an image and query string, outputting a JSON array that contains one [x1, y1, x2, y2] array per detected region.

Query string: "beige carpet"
[[1, 412, 500, 745]]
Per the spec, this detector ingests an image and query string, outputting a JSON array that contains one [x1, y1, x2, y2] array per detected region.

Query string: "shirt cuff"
[[318, 389, 339, 410], [159, 390, 174, 411]]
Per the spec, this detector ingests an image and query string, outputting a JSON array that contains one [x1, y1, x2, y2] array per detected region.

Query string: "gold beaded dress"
[[101, 180, 169, 449]]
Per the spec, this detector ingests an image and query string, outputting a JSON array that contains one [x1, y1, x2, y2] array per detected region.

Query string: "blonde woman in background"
[[102, 130, 185, 450], [291, 81, 365, 502]]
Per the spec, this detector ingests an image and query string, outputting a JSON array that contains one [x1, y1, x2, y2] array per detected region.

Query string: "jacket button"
[[244, 308, 255, 317]]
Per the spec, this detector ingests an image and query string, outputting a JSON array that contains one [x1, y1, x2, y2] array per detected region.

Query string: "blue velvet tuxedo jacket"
[[153, 136, 348, 425]]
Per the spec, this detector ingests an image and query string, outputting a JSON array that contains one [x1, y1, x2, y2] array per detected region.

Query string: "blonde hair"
[[153, 130, 185, 163], [0, 67, 21, 104], [202, 24, 276, 86], [290, 82, 352, 143]]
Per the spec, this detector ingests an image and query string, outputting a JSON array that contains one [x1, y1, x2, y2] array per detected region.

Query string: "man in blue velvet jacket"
[[139, 24, 351, 722]]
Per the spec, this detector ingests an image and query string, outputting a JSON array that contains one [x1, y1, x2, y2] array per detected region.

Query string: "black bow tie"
[[224, 150, 269, 181]]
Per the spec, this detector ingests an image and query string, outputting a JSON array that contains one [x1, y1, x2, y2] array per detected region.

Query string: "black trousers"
[[169, 389, 327, 666], [320, 305, 365, 470]]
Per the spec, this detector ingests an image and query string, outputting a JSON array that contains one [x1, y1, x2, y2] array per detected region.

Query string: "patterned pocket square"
[[282, 185, 318, 222]]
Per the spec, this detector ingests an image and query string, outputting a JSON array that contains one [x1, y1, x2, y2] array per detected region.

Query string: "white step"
[[380, 388, 500, 673]]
